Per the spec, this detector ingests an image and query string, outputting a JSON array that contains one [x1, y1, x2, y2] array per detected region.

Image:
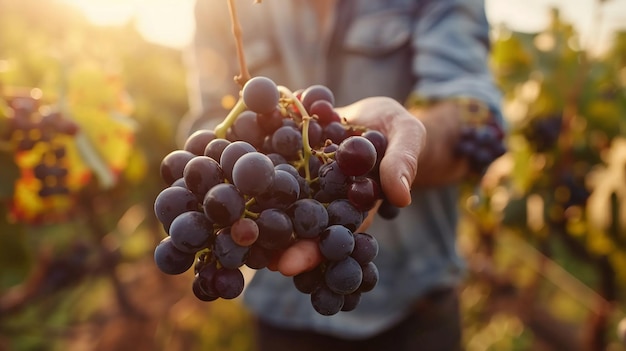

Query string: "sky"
[[61, 0, 626, 53]]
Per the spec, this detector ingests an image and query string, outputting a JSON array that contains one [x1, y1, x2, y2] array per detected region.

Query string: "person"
[[179, 0, 504, 350]]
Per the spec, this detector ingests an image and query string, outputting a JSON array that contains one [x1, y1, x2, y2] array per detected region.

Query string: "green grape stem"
[[214, 97, 247, 139], [277, 85, 314, 181]]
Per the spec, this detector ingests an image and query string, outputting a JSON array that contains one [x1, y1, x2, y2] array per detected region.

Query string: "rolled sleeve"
[[411, 0, 503, 121]]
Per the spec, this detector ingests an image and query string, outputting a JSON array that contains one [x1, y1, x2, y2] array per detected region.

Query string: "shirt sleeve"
[[410, 0, 503, 122]]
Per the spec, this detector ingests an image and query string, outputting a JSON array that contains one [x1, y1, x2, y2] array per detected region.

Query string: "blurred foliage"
[[2, 1, 626, 351]]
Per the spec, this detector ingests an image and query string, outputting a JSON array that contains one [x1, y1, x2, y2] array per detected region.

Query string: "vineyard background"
[[1, 0, 626, 350]]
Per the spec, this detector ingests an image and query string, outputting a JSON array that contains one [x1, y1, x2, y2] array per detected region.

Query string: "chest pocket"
[[343, 9, 413, 56]]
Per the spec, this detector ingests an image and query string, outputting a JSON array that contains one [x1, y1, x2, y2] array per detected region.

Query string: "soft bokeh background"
[[1, 0, 626, 350]]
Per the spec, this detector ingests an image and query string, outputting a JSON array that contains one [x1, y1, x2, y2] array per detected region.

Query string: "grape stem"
[[227, 0, 251, 87], [277, 85, 313, 181], [214, 97, 247, 139]]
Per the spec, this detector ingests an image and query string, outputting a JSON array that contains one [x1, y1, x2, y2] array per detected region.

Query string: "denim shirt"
[[187, 0, 502, 339]]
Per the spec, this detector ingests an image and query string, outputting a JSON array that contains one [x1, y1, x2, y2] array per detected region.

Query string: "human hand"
[[271, 97, 426, 276]]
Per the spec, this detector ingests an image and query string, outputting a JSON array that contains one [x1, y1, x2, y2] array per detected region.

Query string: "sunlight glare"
[[60, 0, 195, 49]]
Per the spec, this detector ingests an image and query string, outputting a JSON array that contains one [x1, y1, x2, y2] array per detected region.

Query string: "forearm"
[[410, 101, 469, 188]]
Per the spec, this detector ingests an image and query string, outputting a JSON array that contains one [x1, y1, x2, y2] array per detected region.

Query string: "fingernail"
[[401, 175, 410, 193]]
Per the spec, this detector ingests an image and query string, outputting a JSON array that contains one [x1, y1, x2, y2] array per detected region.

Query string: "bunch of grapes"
[[522, 113, 562, 152], [2, 93, 78, 198], [454, 120, 506, 174], [153, 76, 395, 315]]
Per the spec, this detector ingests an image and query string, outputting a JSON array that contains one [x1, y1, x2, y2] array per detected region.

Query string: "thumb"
[[378, 117, 425, 207]]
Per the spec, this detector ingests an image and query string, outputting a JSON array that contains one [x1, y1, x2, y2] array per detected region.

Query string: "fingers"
[[276, 239, 322, 276], [378, 114, 425, 208]]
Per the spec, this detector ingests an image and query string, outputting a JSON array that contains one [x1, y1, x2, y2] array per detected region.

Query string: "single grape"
[[154, 237, 195, 275], [347, 177, 380, 211], [271, 125, 303, 160], [322, 121, 347, 145], [335, 136, 377, 177], [160, 150, 196, 185], [204, 138, 231, 161], [256, 108, 284, 134], [287, 199, 329, 239], [242, 76, 280, 114], [341, 291, 362, 312], [254, 169, 300, 211], [168, 211, 214, 254], [184, 129, 216, 156], [351, 232, 379, 265], [301, 84, 335, 112], [202, 183, 245, 226], [358, 261, 379, 292], [324, 257, 362, 295], [326, 199, 364, 232], [318, 161, 349, 199], [232, 152, 275, 196], [255, 208, 294, 250], [213, 267, 245, 299], [183, 156, 224, 198], [231, 217, 259, 246], [377, 197, 400, 220], [293, 265, 324, 294], [310, 284, 344, 316], [309, 99, 340, 126], [232, 110, 266, 148], [319, 225, 355, 261], [245, 244, 273, 269]]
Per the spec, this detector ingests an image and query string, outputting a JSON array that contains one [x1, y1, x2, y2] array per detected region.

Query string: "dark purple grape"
[[242, 76, 279, 114], [301, 84, 335, 112], [184, 129, 216, 156], [322, 121, 347, 145], [271, 125, 302, 160], [193, 278, 219, 301], [309, 99, 339, 126], [326, 199, 364, 232], [232, 151, 275, 196], [324, 257, 362, 295], [362, 130, 387, 168], [245, 244, 273, 269], [219, 141, 256, 182], [266, 153, 287, 166], [204, 138, 231, 161], [154, 237, 195, 275], [293, 265, 323, 294], [318, 161, 349, 199], [287, 199, 329, 239], [214, 227, 250, 269], [255, 170, 300, 210], [160, 150, 196, 186], [310, 284, 344, 316], [319, 225, 355, 261], [335, 136, 377, 177], [377, 197, 400, 220], [257, 108, 284, 134], [255, 208, 294, 250], [213, 267, 245, 299], [347, 177, 380, 211], [154, 186, 200, 232], [341, 291, 362, 312], [351, 232, 378, 265], [183, 156, 224, 198], [232, 110, 266, 148], [195, 260, 220, 298], [168, 211, 214, 254], [202, 183, 245, 226], [358, 262, 379, 292]]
